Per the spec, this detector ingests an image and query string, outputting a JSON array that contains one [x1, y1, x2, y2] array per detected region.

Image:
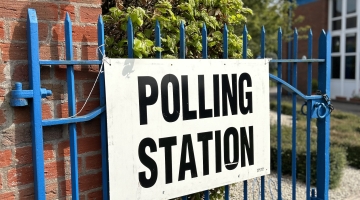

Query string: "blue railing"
[[11, 8, 331, 200]]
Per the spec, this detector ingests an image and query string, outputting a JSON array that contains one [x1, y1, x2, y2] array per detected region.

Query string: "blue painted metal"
[[276, 27, 283, 200], [26, 9, 46, 200], [98, 14, 109, 200], [180, 21, 185, 59], [42, 106, 106, 126], [306, 29, 313, 200], [202, 23, 207, 59], [223, 24, 228, 58], [155, 20, 161, 59], [224, 185, 229, 200], [316, 30, 331, 200], [204, 190, 209, 200], [39, 60, 102, 65], [242, 25, 248, 200], [65, 13, 80, 200], [18, 10, 333, 200], [260, 25, 266, 200], [292, 28, 298, 200], [127, 18, 134, 58]]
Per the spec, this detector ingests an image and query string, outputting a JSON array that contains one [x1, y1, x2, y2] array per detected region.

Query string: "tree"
[[242, 0, 308, 58], [103, 0, 253, 59]]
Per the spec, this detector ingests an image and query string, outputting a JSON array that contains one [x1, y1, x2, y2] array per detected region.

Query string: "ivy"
[[103, 0, 253, 59]]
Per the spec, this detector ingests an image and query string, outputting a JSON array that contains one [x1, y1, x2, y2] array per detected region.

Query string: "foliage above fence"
[[103, 0, 253, 58]]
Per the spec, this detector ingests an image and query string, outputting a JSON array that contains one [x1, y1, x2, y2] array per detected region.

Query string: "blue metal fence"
[[11, 8, 332, 200]]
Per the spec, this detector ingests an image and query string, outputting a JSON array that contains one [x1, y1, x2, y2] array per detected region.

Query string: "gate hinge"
[[11, 82, 52, 107]]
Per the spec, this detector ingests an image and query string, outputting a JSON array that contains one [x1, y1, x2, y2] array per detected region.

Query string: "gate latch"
[[11, 82, 52, 107], [301, 90, 334, 119]]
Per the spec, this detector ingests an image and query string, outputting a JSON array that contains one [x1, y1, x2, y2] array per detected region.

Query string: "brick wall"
[[0, 0, 104, 199], [283, 0, 329, 93]]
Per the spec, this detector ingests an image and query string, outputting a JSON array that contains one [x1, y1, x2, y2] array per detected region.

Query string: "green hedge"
[[270, 125, 347, 189]]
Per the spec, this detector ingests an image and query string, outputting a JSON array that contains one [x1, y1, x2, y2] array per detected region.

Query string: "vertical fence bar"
[[291, 28, 298, 200], [276, 27, 283, 200], [222, 24, 230, 200], [98, 15, 109, 200], [316, 30, 331, 200], [155, 20, 161, 59], [260, 26, 265, 200], [27, 9, 46, 200], [202, 24, 209, 198], [127, 18, 134, 58], [242, 25, 248, 200], [180, 21, 185, 59], [223, 24, 228, 59], [202, 23, 207, 59], [306, 29, 313, 200], [201, 23, 210, 200], [65, 13, 80, 200]]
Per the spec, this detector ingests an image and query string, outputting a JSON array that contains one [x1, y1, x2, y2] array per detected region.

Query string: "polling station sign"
[[104, 59, 270, 200]]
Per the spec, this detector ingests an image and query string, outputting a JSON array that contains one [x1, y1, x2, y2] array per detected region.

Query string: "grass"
[[269, 100, 360, 188]]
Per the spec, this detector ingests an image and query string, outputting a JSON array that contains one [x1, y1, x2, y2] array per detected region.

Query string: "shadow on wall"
[[2, 1, 81, 199]]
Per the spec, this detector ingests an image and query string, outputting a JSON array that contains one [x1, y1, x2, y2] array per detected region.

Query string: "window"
[[333, 0, 342, 17], [332, 56, 341, 78]]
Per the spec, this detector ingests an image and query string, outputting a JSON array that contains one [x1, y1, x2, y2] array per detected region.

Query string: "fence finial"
[[223, 24, 228, 58]]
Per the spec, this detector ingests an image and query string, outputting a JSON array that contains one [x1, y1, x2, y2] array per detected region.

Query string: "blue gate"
[[10, 9, 332, 200]]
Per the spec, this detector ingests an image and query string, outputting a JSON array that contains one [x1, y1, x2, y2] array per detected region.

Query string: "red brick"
[[12, 64, 28, 82], [87, 189, 102, 199], [42, 83, 65, 100], [76, 100, 100, 116], [46, 182, 59, 199], [0, 21, 4, 40], [13, 106, 31, 123], [58, 140, 70, 158], [40, 67, 51, 80], [39, 44, 63, 60], [51, 23, 64, 42], [0, 149, 12, 168], [15, 146, 32, 165], [0, 109, 6, 126], [44, 160, 66, 179], [85, 153, 101, 170], [60, 5, 76, 21], [9, 21, 48, 41], [0, 43, 28, 61], [83, 118, 100, 135], [78, 136, 101, 154], [0, 2, 58, 20], [79, 172, 102, 192], [72, 25, 98, 42], [81, 45, 98, 60], [70, 0, 101, 4], [80, 7, 102, 23], [83, 81, 99, 99], [1, 125, 31, 146], [55, 65, 99, 80], [0, 64, 5, 82], [42, 103, 52, 120], [18, 185, 34, 199], [44, 144, 54, 160], [0, 192, 15, 200], [7, 165, 34, 187], [56, 103, 68, 118], [60, 179, 71, 197]]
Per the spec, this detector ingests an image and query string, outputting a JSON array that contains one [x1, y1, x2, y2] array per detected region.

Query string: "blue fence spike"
[[277, 26, 283, 200], [127, 18, 134, 58], [65, 10, 80, 200], [202, 23, 207, 59], [180, 21, 185, 59], [97, 14, 109, 200], [223, 24, 228, 58], [155, 20, 161, 58], [242, 25, 248, 59], [260, 26, 265, 58]]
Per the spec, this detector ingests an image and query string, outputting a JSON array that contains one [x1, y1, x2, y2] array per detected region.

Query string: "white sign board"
[[104, 59, 270, 200]]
